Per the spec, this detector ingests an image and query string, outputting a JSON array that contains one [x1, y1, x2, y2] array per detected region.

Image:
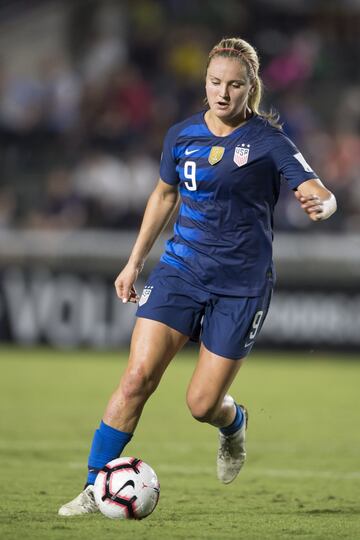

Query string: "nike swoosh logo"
[[244, 341, 254, 348], [185, 148, 199, 155]]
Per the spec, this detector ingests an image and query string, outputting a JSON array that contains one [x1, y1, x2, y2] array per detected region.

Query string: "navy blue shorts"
[[136, 263, 273, 360]]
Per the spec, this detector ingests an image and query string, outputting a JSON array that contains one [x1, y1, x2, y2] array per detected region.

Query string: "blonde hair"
[[207, 37, 281, 129]]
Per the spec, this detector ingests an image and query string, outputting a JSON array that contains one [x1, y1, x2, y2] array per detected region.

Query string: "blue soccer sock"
[[86, 420, 133, 485], [220, 403, 244, 436]]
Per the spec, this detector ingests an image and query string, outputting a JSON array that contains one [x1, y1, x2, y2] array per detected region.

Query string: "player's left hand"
[[294, 190, 324, 221]]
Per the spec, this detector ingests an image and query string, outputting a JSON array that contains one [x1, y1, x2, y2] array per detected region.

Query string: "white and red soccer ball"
[[94, 457, 160, 520]]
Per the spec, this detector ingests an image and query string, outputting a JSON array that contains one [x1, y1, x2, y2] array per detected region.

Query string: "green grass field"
[[0, 346, 359, 540]]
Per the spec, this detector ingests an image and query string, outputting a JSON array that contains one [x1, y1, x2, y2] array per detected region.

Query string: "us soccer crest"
[[208, 146, 225, 165], [139, 286, 153, 306], [233, 144, 250, 167]]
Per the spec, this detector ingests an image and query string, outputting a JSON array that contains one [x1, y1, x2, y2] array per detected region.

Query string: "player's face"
[[206, 57, 253, 122]]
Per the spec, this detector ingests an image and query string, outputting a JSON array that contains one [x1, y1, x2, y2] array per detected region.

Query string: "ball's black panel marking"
[[101, 459, 141, 518]]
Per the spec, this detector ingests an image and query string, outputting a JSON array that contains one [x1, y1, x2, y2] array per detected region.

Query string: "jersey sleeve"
[[159, 126, 180, 185], [269, 131, 318, 190]]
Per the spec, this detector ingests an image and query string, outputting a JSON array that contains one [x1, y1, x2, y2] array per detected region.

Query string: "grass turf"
[[0, 346, 359, 540]]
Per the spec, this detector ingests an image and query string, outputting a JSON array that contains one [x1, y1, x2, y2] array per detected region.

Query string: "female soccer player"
[[59, 37, 336, 515]]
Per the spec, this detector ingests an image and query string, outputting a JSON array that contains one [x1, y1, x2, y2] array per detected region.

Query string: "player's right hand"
[[114, 263, 141, 303]]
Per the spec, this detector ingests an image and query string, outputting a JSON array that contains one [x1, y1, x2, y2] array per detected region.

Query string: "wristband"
[[317, 193, 337, 220]]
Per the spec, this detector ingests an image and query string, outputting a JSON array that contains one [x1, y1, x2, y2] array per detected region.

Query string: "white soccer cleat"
[[58, 485, 99, 516], [217, 405, 248, 484]]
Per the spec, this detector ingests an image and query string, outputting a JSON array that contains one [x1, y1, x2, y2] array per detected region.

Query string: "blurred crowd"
[[0, 0, 359, 233]]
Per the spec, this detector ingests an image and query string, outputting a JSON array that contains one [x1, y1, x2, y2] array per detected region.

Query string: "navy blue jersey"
[[159, 112, 318, 296]]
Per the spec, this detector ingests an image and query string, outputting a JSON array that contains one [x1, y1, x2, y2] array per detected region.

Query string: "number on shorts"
[[184, 161, 197, 191], [249, 310, 264, 339]]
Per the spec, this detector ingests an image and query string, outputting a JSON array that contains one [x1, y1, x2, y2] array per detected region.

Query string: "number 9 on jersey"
[[184, 161, 197, 191]]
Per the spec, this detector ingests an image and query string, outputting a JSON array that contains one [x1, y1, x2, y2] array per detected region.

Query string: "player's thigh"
[[126, 317, 189, 391], [186, 342, 244, 413]]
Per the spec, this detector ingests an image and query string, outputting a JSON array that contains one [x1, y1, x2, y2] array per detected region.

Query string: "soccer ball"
[[94, 457, 160, 520]]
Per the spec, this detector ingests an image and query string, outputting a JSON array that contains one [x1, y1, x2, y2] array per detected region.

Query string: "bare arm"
[[295, 178, 337, 222], [115, 178, 179, 303]]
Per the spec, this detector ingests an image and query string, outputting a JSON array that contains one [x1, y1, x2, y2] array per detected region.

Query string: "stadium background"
[[0, 0, 360, 350]]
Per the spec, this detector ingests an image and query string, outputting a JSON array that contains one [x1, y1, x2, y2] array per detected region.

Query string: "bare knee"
[[186, 392, 218, 423], [104, 361, 160, 430], [119, 364, 157, 404]]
